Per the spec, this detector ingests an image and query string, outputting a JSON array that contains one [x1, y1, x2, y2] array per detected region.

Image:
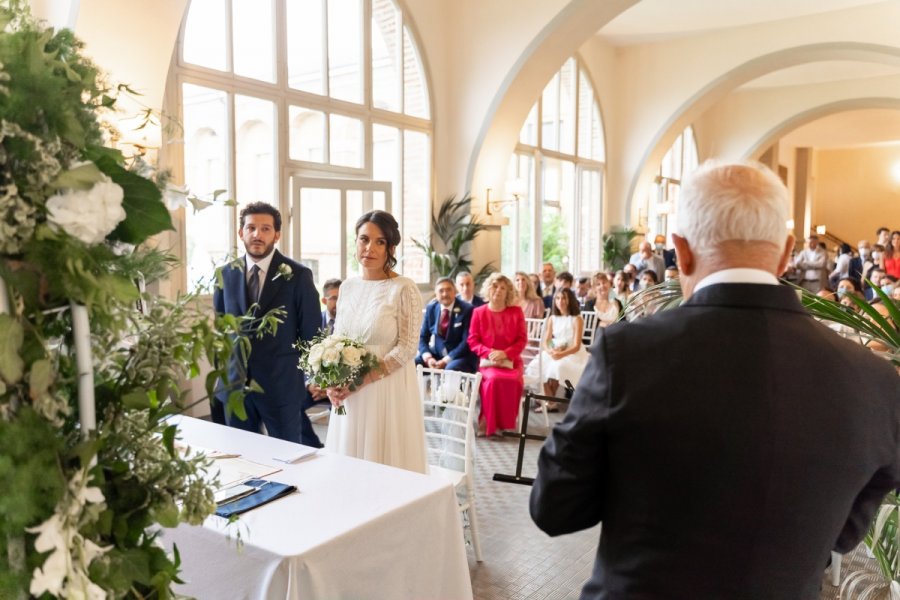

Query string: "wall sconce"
[[815, 225, 827, 235], [486, 178, 527, 216], [786, 219, 795, 230]]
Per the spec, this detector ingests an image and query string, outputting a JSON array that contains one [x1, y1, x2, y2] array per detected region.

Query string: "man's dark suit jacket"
[[415, 299, 478, 373], [213, 250, 321, 446], [530, 283, 900, 600]]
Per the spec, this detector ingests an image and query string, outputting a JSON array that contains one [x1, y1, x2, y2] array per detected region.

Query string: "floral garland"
[[0, 2, 269, 597]]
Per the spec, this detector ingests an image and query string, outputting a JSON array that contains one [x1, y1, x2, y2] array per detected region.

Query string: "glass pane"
[[233, 0, 275, 82], [373, 123, 399, 202], [403, 130, 429, 282], [541, 72, 560, 151], [182, 0, 227, 72], [579, 169, 602, 273], [329, 113, 362, 167], [328, 0, 362, 103], [403, 26, 429, 118], [299, 188, 341, 287], [578, 69, 605, 161], [287, 0, 325, 94], [519, 102, 538, 146], [683, 126, 699, 174], [542, 157, 574, 272], [289, 106, 326, 162], [372, 0, 401, 112], [183, 84, 230, 291], [558, 58, 576, 155], [235, 95, 276, 207]]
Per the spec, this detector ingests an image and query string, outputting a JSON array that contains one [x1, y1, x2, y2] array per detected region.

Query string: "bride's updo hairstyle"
[[355, 210, 401, 275]]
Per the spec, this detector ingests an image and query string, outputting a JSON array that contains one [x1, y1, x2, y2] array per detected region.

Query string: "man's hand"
[[307, 383, 327, 400]]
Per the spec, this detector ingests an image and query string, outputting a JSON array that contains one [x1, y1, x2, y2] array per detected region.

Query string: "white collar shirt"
[[693, 268, 779, 293], [246, 252, 276, 297]]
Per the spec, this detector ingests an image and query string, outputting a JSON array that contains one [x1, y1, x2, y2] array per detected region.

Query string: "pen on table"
[[211, 453, 241, 459]]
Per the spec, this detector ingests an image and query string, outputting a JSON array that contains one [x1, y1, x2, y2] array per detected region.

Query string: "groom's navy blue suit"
[[213, 250, 322, 446], [415, 299, 478, 373]]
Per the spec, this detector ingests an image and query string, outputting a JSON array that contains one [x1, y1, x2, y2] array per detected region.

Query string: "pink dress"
[[468, 305, 528, 435]]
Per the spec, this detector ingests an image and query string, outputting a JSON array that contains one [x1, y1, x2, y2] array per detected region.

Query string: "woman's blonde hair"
[[481, 273, 518, 306], [515, 271, 541, 301]]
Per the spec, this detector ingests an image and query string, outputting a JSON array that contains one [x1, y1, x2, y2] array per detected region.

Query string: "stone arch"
[[466, 0, 638, 196], [624, 42, 900, 222]]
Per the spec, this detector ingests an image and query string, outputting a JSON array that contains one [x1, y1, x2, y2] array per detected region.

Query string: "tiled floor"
[[311, 407, 877, 600]]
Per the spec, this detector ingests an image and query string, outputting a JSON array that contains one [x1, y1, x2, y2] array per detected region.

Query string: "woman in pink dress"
[[515, 271, 545, 318], [468, 273, 528, 437]]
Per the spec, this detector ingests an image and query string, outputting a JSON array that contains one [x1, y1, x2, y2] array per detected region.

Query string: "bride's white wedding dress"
[[324, 275, 427, 473]]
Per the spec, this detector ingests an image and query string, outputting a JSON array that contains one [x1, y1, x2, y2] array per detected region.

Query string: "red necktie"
[[439, 307, 450, 338]]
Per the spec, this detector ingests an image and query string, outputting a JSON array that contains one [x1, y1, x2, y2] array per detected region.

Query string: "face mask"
[[836, 289, 847, 298], [655, 243, 665, 252], [873, 251, 882, 261], [859, 249, 870, 260], [638, 281, 649, 290], [882, 284, 895, 295]]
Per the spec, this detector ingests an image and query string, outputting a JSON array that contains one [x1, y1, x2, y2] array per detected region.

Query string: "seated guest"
[[664, 266, 679, 281], [538, 262, 557, 305], [468, 273, 527, 437], [828, 243, 853, 290], [515, 271, 545, 318], [654, 234, 677, 268], [612, 269, 632, 304], [526, 288, 590, 413], [584, 273, 622, 327], [455, 271, 485, 306], [866, 267, 886, 302], [531, 160, 900, 599], [622, 262, 640, 291], [574, 276, 591, 308], [528, 272, 542, 297], [416, 277, 477, 373], [638, 269, 659, 290], [320, 278, 342, 334], [546, 271, 575, 309], [885, 231, 900, 279], [629, 239, 666, 279]]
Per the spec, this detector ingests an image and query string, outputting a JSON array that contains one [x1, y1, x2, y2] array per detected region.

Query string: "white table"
[[162, 417, 473, 599]]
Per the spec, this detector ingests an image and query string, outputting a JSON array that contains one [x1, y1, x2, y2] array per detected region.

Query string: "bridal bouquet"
[[296, 332, 379, 414]]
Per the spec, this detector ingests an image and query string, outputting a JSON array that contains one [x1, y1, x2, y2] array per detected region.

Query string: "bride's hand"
[[326, 386, 350, 408]]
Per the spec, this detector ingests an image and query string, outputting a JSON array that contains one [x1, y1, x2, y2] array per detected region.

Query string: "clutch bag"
[[479, 358, 514, 369]]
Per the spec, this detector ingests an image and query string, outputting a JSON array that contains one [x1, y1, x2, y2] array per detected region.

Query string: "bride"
[[324, 210, 427, 473]]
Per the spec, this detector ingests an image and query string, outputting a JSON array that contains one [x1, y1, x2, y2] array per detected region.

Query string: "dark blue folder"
[[215, 479, 296, 518]]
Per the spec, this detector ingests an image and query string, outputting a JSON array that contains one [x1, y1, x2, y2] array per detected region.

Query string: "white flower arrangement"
[[296, 332, 379, 414], [45, 176, 126, 246], [273, 263, 293, 281]]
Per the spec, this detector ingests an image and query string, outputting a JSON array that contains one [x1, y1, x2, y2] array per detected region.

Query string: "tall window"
[[644, 126, 698, 240], [501, 57, 604, 276], [175, 0, 432, 290]]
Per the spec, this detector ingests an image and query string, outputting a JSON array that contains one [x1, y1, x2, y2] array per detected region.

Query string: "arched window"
[[501, 56, 605, 276], [174, 0, 432, 290], [644, 126, 698, 241]]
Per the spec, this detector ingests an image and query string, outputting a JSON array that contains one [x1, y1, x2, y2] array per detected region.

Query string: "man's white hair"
[[675, 160, 789, 253]]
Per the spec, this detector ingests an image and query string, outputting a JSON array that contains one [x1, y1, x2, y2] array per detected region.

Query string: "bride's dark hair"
[[355, 210, 401, 275]]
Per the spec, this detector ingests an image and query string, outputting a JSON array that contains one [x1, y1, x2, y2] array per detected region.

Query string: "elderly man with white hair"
[[530, 161, 900, 600]]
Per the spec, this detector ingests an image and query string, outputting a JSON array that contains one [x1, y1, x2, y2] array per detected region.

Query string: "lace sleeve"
[[382, 279, 424, 374]]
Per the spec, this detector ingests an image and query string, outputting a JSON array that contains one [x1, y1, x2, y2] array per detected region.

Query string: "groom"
[[213, 202, 322, 447]]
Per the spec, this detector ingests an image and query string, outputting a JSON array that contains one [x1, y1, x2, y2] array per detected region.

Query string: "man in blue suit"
[[416, 277, 478, 373], [320, 278, 341, 334], [213, 202, 322, 447]]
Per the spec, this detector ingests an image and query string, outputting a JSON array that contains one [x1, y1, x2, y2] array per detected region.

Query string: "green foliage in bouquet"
[[0, 3, 280, 598]]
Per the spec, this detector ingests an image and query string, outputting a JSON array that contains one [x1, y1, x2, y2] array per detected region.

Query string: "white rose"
[[341, 346, 363, 367], [46, 178, 126, 245], [322, 347, 340, 365], [309, 357, 321, 372], [309, 345, 324, 364]]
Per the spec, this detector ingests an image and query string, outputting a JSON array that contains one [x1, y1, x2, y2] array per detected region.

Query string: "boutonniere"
[[273, 263, 293, 281], [452, 307, 461, 314]]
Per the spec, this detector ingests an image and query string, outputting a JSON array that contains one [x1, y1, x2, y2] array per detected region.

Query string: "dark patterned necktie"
[[248, 264, 261, 304], [439, 307, 450, 338]]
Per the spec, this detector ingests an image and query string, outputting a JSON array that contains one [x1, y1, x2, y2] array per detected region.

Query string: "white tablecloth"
[[162, 417, 473, 599]]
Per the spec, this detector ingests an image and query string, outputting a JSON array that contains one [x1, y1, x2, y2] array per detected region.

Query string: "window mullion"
[[227, 91, 238, 251], [322, 0, 330, 97], [225, 0, 235, 73]]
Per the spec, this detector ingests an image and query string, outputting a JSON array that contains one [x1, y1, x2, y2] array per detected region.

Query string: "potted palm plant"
[[412, 194, 494, 284]]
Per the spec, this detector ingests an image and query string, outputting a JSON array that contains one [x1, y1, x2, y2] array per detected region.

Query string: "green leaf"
[[227, 389, 247, 421], [50, 161, 104, 190], [122, 390, 151, 410], [187, 195, 213, 213], [27, 358, 52, 396], [152, 498, 180, 528], [162, 424, 177, 456], [91, 154, 174, 244], [0, 315, 25, 384]]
